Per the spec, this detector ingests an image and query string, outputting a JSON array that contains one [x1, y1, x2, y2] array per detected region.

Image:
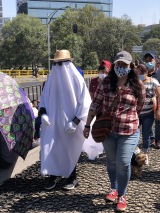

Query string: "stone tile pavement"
[[0, 145, 159, 213]]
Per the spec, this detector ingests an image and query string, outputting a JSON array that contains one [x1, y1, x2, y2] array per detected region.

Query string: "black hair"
[[108, 63, 144, 99], [144, 53, 154, 59], [136, 64, 148, 74]]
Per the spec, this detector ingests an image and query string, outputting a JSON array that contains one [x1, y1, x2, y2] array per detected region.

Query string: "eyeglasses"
[[53, 61, 63, 66], [53, 60, 71, 66]]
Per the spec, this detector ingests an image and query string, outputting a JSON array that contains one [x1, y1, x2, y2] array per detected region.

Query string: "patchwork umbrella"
[[0, 72, 35, 159]]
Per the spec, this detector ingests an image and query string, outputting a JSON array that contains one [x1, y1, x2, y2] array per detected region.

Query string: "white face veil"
[[40, 61, 91, 122]]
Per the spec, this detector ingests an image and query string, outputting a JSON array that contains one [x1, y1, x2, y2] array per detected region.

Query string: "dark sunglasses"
[[98, 65, 105, 71], [53, 61, 63, 66], [53, 60, 70, 66]]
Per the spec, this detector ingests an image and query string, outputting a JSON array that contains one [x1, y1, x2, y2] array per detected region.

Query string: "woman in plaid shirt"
[[83, 51, 146, 211]]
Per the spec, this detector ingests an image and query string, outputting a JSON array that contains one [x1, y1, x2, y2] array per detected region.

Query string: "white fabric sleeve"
[[74, 79, 91, 121]]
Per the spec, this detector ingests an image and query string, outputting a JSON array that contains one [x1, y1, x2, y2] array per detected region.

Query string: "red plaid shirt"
[[90, 77, 146, 135]]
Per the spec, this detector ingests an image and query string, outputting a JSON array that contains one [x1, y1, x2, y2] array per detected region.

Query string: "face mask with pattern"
[[114, 66, 131, 77]]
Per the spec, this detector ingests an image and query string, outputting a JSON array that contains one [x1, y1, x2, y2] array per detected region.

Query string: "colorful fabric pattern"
[[0, 72, 34, 159]]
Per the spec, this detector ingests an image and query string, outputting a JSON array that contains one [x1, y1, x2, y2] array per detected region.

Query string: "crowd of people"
[[0, 49, 160, 212]]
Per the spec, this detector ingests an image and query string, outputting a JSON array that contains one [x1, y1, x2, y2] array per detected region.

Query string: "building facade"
[[17, 0, 113, 24]]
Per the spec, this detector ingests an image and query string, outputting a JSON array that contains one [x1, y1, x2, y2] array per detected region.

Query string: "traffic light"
[[73, 24, 78, 33]]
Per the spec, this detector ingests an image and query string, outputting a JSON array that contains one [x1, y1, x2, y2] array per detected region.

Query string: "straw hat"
[[50, 50, 74, 62]]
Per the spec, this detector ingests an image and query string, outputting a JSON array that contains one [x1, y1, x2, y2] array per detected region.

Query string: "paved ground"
[[0, 144, 159, 213], [15, 76, 47, 84], [14, 75, 96, 84]]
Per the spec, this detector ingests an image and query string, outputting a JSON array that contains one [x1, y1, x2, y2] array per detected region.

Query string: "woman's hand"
[[83, 109, 96, 138], [83, 127, 90, 139]]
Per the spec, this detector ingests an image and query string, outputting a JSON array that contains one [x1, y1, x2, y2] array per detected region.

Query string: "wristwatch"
[[72, 116, 80, 125]]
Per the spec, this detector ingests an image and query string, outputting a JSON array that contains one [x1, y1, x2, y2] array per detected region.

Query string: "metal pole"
[[47, 6, 71, 73], [47, 17, 50, 73]]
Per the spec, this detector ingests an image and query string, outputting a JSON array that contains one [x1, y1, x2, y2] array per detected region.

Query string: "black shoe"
[[45, 175, 62, 190], [31, 139, 40, 149], [63, 178, 78, 190], [150, 139, 155, 147]]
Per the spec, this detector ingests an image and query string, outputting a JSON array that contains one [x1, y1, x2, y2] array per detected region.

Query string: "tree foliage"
[[92, 15, 141, 62], [142, 26, 160, 43], [50, 5, 106, 68], [143, 38, 160, 57], [0, 14, 47, 69], [84, 52, 99, 70], [50, 7, 141, 67], [0, 6, 143, 69]]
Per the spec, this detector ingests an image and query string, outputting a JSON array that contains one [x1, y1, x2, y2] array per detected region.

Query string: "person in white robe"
[[39, 50, 91, 190]]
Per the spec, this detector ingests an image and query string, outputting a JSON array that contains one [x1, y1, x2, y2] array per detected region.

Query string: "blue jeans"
[[150, 127, 155, 141], [102, 129, 139, 196], [139, 111, 154, 152]]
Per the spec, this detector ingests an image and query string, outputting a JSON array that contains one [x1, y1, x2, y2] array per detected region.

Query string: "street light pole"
[[47, 6, 71, 73], [47, 18, 51, 73]]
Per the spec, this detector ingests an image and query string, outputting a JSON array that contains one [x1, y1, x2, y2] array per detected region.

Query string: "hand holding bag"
[[91, 99, 117, 143], [91, 112, 112, 142]]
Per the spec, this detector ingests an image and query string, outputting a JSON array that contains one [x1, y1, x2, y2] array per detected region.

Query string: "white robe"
[[82, 118, 104, 160], [39, 62, 91, 178]]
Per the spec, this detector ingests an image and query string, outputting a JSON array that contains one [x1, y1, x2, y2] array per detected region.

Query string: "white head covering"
[[40, 61, 91, 120]]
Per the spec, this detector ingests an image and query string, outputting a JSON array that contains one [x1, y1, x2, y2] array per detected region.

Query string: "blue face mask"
[[114, 67, 131, 77], [145, 62, 155, 70], [139, 75, 145, 81]]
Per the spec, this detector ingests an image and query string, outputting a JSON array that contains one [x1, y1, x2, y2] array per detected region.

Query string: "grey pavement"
[[15, 76, 47, 84], [14, 75, 96, 84], [0, 143, 159, 213], [15, 75, 95, 93]]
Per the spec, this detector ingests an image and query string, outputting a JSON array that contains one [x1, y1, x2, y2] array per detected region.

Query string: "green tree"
[[0, 7, 142, 69], [75, 5, 106, 66], [92, 15, 141, 62], [143, 38, 160, 57], [50, 9, 141, 67], [0, 14, 47, 69], [50, 5, 106, 68], [142, 26, 160, 43], [84, 52, 99, 69]]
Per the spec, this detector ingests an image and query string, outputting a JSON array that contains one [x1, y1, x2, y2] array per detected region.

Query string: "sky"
[[2, 0, 160, 26]]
